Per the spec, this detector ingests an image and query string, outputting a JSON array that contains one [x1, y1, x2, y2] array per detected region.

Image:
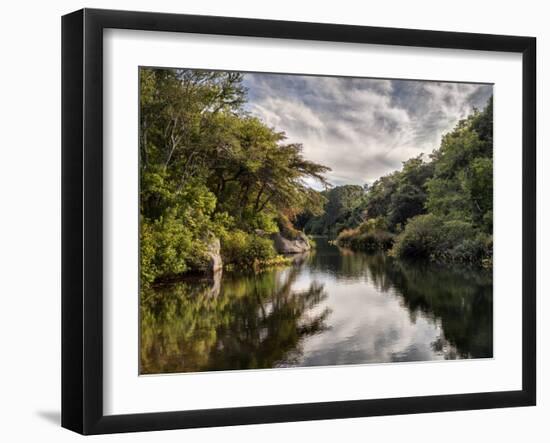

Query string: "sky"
[[242, 73, 492, 188]]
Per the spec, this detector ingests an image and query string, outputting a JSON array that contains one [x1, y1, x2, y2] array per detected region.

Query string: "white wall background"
[[0, 0, 546, 441]]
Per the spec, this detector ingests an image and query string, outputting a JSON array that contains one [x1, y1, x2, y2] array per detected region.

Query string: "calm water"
[[140, 237, 493, 374]]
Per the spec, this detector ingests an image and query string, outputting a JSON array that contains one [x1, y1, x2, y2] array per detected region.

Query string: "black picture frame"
[[62, 8, 536, 435]]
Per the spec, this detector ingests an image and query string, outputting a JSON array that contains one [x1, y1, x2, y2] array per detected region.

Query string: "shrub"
[[249, 211, 279, 234], [390, 214, 442, 259], [391, 214, 492, 265], [335, 217, 394, 252], [221, 230, 276, 268], [276, 214, 301, 240], [220, 229, 249, 266], [246, 235, 277, 263], [358, 217, 389, 234], [140, 214, 209, 285], [335, 228, 358, 247], [376, 230, 396, 250], [437, 220, 475, 255]]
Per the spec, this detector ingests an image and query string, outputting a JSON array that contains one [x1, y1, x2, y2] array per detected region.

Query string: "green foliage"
[[207, 114, 330, 230], [220, 230, 276, 269], [351, 231, 394, 252], [336, 217, 394, 252], [329, 98, 493, 267], [219, 230, 249, 266], [140, 179, 231, 284], [276, 214, 301, 240], [304, 185, 366, 236], [140, 66, 493, 283], [390, 214, 445, 259], [247, 236, 278, 265], [390, 214, 492, 265], [391, 98, 494, 266], [358, 216, 389, 234], [426, 98, 493, 232], [365, 155, 434, 229], [140, 214, 210, 285], [304, 154, 434, 239], [139, 67, 330, 284]]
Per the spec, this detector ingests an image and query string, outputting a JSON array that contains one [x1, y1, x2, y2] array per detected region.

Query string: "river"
[[140, 237, 493, 374]]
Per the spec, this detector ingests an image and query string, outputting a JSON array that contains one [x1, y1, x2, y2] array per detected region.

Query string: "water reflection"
[[140, 237, 492, 374]]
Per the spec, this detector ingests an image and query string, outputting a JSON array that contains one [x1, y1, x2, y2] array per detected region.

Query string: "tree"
[[139, 67, 331, 283], [387, 155, 434, 228], [304, 185, 366, 236], [333, 97, 493, 263], [426, 99, 493, 233]]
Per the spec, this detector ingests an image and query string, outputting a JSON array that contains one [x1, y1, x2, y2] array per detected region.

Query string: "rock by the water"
[[271, 231, 311, 254], [205, 235, 223, 274]]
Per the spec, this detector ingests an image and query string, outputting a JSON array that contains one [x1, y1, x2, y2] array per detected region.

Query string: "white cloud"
[[244, 74, 492, 187], [249, 97, 325, 131]]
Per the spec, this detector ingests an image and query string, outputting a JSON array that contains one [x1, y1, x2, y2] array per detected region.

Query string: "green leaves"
[[426, 100, 493, 231], [139, 68, 331, 283], [139, 65, 493, 282], [328, 98, 493, 268], [304, 185, 366, 236], [220, 230, 276, 269], [390, 99, 493, 265], [390, 213, 492, 266]]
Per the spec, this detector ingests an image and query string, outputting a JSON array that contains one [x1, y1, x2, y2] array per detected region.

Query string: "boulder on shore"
[[205, 235, 223, 274], [271, 231, 311, 254]]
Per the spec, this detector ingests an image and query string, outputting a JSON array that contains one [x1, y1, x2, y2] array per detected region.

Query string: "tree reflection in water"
[[140, 238, 492, 374], [140, 265, 330, 374], [383, 257, 492, 359], [319, 248, 493, 360]]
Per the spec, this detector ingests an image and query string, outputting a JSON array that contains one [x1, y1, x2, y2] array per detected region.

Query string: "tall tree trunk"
[[253, 183, 267, 214]]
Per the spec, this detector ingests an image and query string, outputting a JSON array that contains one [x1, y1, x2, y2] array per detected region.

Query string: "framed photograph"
[[61, 8, 536, 435]]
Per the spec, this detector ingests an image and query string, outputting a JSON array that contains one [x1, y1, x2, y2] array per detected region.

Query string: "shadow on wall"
[[36, 410, 60, 426]]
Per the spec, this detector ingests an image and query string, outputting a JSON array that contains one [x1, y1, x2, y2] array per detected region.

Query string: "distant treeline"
[[298, 98, 493, 267]]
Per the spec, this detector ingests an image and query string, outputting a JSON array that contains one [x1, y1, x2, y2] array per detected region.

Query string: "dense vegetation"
[[139, 68, 329, 285], [296, 185, 366, 236], [140, 68, 493, 289], [303, 98, 493, 267]]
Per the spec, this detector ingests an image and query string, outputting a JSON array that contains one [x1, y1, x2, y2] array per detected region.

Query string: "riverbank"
[[146, 227, 314, 286], [333, 216, 492, 269]]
